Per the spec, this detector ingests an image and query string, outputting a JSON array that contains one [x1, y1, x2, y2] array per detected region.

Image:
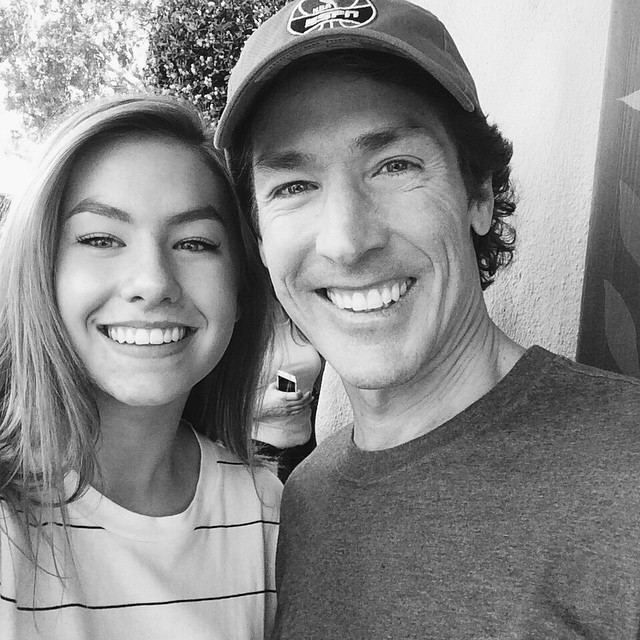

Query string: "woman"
[[0, 95, 279, 639]]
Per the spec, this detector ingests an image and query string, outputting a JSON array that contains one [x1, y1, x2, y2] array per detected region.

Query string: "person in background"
[[254, 302, 323, 481], [215, 0, 640, 637], [0, 95, 280, 640]]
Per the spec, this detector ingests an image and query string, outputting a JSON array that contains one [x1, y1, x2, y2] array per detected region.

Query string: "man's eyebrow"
[[253, 150, 315, 172], [65, 199, 226, 226], [353, 125, 445, 154], [252, 126, 445, 171]]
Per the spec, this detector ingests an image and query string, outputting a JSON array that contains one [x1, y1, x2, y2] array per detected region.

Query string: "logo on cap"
[[287, 0, 377, 35]]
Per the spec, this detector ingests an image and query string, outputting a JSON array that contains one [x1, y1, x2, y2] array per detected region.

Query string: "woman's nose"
[[120, 243, 181, 306]]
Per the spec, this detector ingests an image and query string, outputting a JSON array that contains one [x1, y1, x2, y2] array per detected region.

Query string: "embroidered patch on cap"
[[288, 0, 377, 35]]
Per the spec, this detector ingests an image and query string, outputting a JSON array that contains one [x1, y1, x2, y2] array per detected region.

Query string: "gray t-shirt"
[[273, 347, 640, 639]]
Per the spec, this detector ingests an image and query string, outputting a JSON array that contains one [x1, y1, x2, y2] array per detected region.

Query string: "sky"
[[0, 80, 36, 196]]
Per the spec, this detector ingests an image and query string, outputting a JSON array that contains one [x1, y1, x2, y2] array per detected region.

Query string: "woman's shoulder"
[[196, 434, 282, 508], [0, 499, 26, 540], [0, 498, 31, 589], [195, 431, 247, 468]]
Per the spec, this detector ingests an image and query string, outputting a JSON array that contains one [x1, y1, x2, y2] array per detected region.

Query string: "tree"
[[0, 0, 153, 137], [145, 0, 288, 125]]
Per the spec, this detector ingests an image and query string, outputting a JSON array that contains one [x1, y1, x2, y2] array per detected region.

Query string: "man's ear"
[[470, 177, 494, 236]]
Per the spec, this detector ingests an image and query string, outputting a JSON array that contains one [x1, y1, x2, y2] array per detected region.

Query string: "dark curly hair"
[[227, 50, 516, 290]]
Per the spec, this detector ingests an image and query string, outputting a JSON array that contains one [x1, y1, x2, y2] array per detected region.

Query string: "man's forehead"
[[250, 80, 452, 172], [252, 124, 447, 171]]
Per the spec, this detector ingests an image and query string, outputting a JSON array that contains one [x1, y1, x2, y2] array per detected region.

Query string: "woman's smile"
[[55, 134, 240, 409]]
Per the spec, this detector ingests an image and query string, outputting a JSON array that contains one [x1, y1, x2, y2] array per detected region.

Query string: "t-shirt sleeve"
[[252, 465, 282, 520]]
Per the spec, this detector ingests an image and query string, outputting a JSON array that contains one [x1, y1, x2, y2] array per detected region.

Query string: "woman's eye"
[[273, 181, 317, 198], [77, 234, 122, 249], [175, 238, 220, 252]]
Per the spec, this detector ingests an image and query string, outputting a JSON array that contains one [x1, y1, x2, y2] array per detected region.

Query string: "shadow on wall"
[[577, 0, 640, 376]]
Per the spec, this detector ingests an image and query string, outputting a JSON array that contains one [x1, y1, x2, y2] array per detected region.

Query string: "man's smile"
[[323, 277, 415, 312]]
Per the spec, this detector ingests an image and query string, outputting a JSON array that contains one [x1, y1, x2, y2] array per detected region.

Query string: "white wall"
[[315, 0, 614, 440], [418, 0, 612, 357]]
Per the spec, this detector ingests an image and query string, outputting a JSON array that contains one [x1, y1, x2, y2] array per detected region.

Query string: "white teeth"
[[105, 326, 188, 345], [135, 328, 150, 345], [326, 279, 412, 313], [366, 289, 383, 310], [326, 289, 347, 309], [352, 292, 367, 312]]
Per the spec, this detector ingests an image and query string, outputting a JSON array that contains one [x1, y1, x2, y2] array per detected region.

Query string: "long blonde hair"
[[0, 95, 270, 560]]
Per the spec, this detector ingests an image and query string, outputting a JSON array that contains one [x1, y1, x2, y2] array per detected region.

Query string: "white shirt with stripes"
[[0, 432, 282, 639]]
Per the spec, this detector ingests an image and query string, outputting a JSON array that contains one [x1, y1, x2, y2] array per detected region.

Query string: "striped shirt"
[[0, 432, 281, 639]]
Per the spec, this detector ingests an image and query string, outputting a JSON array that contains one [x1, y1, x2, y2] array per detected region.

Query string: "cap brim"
[[214, 28, 477, 149]]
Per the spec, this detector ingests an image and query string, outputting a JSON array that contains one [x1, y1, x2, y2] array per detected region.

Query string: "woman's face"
[[55, 134, 240, 411]]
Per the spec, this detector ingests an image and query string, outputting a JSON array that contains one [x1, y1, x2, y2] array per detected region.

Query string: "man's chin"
[[334, 361, 419, 392]]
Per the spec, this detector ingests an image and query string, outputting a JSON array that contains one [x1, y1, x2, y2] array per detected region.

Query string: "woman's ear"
[[470, 177, 494, 236]]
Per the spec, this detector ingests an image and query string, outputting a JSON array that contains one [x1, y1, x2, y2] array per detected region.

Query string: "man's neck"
[[345, 321, 525, 451]]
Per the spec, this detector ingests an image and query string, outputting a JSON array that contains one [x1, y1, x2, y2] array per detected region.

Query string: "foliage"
[[145, 0, 288, 125], [0, 0, 153, 137]]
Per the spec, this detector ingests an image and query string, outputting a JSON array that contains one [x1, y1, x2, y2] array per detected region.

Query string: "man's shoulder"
[[499, 347, 640, 479], [538, 346, 640, 383], [284, 424, 352, 487], [522, 345, 640, 407]]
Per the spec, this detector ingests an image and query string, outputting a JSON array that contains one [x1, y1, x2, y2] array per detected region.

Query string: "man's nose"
[[314, 176, 389, 265], [120, 243, 181, 306]]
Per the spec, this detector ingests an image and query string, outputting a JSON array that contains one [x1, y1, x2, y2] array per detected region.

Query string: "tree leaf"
[[0, 0, 152, 136], [145, 0, 289, 124]]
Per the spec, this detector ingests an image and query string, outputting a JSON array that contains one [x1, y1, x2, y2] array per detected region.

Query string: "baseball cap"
[[214, 0, 481, 149]]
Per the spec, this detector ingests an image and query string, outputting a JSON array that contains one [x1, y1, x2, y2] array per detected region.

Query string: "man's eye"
[[77, 234, 122, 248], [379, 159, 414, 174], [273, 181, 317, 198], [175, 238, 220, 252]]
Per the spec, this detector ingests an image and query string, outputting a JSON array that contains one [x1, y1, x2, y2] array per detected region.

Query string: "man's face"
[[250, 70, 492, 390]]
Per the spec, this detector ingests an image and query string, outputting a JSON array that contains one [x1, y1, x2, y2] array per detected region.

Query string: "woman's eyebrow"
[[64, 199, 226, 226], [166, 207, 227, 227], [65, 198, 131, 222]]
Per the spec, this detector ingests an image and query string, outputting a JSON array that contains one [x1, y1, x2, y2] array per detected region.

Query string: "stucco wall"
[[315, 0, 614, 440]]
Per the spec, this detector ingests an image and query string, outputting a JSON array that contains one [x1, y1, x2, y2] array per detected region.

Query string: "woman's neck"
[[93, 395, 200, 516]]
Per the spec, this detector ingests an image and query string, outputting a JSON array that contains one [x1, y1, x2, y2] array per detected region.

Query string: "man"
[[215, 1, 640, 637]]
